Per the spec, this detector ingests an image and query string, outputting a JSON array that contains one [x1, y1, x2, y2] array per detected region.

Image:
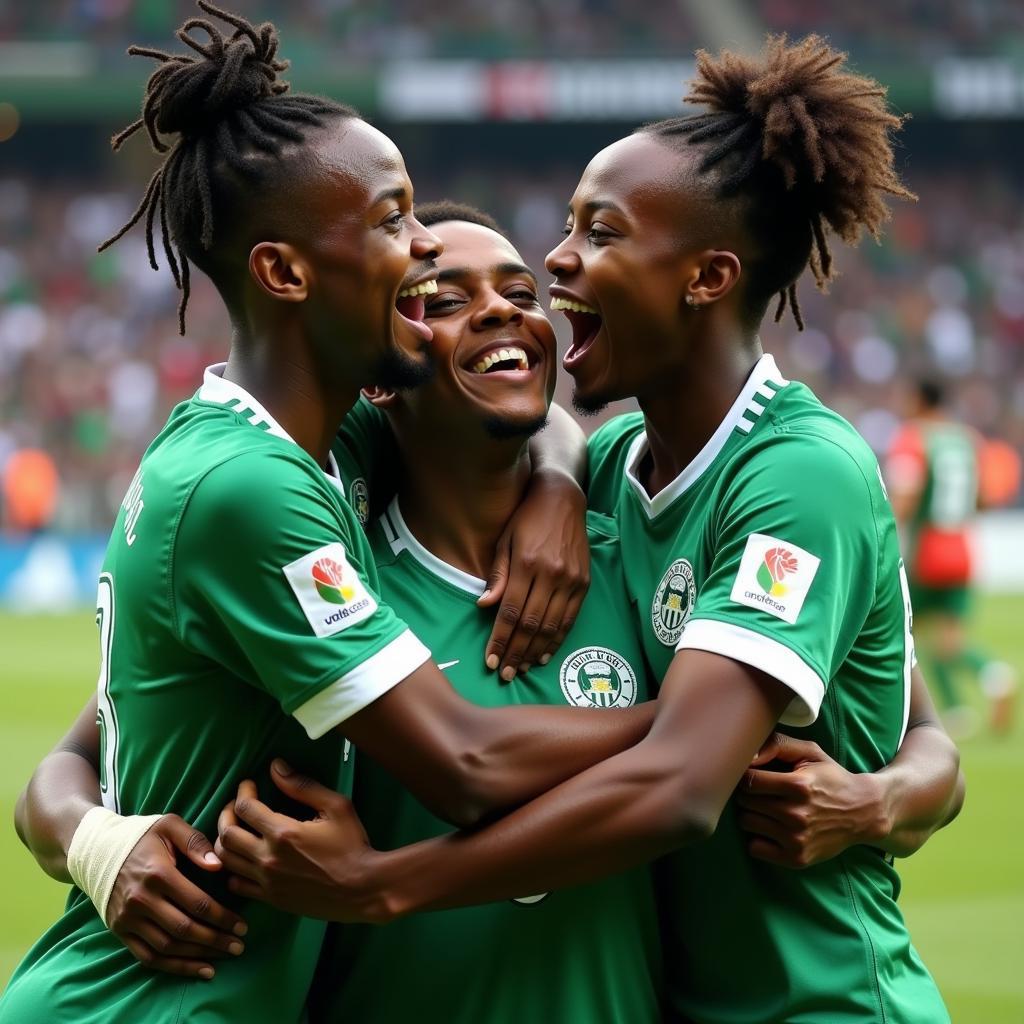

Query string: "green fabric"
[[587, 356, 947, 1024], [312, 509, 663, 1024], [1, 381, 417, 1024]]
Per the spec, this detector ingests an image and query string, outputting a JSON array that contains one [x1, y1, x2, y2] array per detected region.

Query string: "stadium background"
[[0, 1, 1021, 1019]]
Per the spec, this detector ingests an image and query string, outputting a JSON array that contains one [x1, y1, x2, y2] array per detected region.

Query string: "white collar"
[[378, 496, 487, 598], [198, 362, 344, 493], [625, 352, 788, 520]]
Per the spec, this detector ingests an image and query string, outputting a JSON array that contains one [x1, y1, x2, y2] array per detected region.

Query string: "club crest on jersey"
[[560, 646, 638, 709], [651, 559, 696, 646], [350, 477, 370, 527], [730, 533, 820, 624], [283, 542, 377, 638]]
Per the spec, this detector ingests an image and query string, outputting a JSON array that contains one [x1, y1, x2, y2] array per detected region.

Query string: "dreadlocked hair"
[[642, 34, 915, 330], [99, 1, 358, 334]]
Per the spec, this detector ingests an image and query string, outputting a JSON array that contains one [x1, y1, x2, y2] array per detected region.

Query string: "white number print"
[[897, 560, 915, 747], [95, 573, 121, 812]]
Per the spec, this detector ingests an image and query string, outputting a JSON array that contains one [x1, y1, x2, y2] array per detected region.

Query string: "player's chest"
[[618, 505, 715, 680]]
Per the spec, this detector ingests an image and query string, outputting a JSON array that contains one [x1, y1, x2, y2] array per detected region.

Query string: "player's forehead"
[[433, 221, 532, 282], [570, 133, 692, 222], [310, 119, 412, 213]]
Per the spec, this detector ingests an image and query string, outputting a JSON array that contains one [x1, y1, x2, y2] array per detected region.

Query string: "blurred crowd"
[[3, 0, 1022, 60], [1, 159, 1022, 533]]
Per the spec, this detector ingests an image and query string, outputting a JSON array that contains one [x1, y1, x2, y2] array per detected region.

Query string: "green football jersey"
[[0, 365, 429, 1024], [310, 501, 662, 1024], [587, 354, 948, 1024]]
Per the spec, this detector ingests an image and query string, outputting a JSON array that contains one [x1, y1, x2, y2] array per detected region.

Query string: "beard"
[[482, 411, 549, 441], [571, 387, 608, 417], [373, 342, 436, 390]]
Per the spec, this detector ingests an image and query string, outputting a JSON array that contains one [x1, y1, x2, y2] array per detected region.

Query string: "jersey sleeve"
[[172, 451, 429, 739], [677, 437, 880, 727], [585, 413, 644, 515], [334, 396, 400, 519]]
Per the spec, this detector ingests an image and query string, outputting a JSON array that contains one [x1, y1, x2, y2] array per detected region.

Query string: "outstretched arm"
[[480, 403, 590, 679], [15, 697, 247, 979], [215, 650, 793, 921], [735, 666, 964, 867]]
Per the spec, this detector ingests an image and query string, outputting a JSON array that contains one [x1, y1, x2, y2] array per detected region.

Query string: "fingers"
[[518, 586, 570, 671], [477, 539, 511, 609], [232, 783, 285, 837], [745, 837, 795, 868], [734, 808, 797, 849], [119, 932, 216, 980], [157, 868, 247, 938], [543, 583, 586, 665], [270, 759, 343, 812], [227, 875, 267, 900], [751, 733, 827, 767], [215, 822, 264, 881], [740, 767, 810, 798], [158, 814, 221, 872], [128, 918, 243, 962], [483, 572, 533, 678], [495, 578, 554, 681], [217, 799, 239, 841]]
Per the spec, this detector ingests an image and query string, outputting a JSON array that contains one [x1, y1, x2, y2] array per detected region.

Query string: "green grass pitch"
[[1, 603, 1022, 1019]]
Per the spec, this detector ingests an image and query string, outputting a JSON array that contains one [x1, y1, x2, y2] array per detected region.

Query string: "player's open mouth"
[[551, 294, 603, 369], [395, 278, 438, 341]]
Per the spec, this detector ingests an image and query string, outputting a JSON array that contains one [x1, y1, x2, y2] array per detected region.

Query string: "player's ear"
[[249, 241, 310, 302], [362, 386, 397, 408]]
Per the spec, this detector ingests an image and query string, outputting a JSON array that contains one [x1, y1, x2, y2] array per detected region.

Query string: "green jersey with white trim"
[[1, 365, 429, 1024], [587, 354, 947, 1024], [311, 502, 662, 1024]]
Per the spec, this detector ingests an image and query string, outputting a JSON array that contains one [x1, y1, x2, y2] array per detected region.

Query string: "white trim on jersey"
[[198, 363, 347, 497], [622, 353, 789, 520], [676, 617, 824, 727], [293, 629, 431, 739], [378, 497, 488, 598], [198, 363, 295, 442]]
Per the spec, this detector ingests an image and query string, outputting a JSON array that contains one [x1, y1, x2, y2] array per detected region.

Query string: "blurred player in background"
[[887, 377, 1018, 736]]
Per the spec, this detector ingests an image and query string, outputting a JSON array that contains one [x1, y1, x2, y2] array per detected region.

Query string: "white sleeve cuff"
[[676, 619, 825, 727], [294, 629, 431, 739]]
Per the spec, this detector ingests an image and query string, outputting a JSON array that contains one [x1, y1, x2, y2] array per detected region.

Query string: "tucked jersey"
[[886, 419, 980, 587], [587, 354, 947, 1024], [0, 366, 429, 1024], [310, 502, 662, 1024]]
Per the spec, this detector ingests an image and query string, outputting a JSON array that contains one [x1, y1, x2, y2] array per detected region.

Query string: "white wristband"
[[66, 806, 163, 924]]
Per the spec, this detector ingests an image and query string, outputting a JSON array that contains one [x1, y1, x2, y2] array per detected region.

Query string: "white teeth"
[[550, 296, 599, 315], [397, 279, 439, 299], [471, 346, 530, 374]]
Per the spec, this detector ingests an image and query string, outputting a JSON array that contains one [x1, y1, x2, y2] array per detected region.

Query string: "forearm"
[[18, 750, 104, 882], [870, 724, 964, 858], [458, 699, 657, 822], [529, 403, 586, 482], [369, 730, 704, 921]]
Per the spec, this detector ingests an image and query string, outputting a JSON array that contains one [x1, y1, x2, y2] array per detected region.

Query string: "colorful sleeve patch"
[[729, 533, 820, 625], [283, 542, 378, 638]]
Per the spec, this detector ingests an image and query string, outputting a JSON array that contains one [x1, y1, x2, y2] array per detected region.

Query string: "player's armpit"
[[333, 650, 793, 921], [339, 658, 656, 830]]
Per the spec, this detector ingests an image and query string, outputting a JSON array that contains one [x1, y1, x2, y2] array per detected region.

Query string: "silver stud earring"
[[686, 295, 701, 309]]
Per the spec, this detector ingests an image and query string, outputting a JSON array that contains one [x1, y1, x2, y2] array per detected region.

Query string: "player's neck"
[[637, 332, 761, 498], [397, 439, 532, 582], [222, 342, 358, 469]]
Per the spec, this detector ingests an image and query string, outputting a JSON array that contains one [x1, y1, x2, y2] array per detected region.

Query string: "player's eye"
[[425, 294, 464, 316], [383, 211, 405, 232], [506, 288, 539, 305]]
